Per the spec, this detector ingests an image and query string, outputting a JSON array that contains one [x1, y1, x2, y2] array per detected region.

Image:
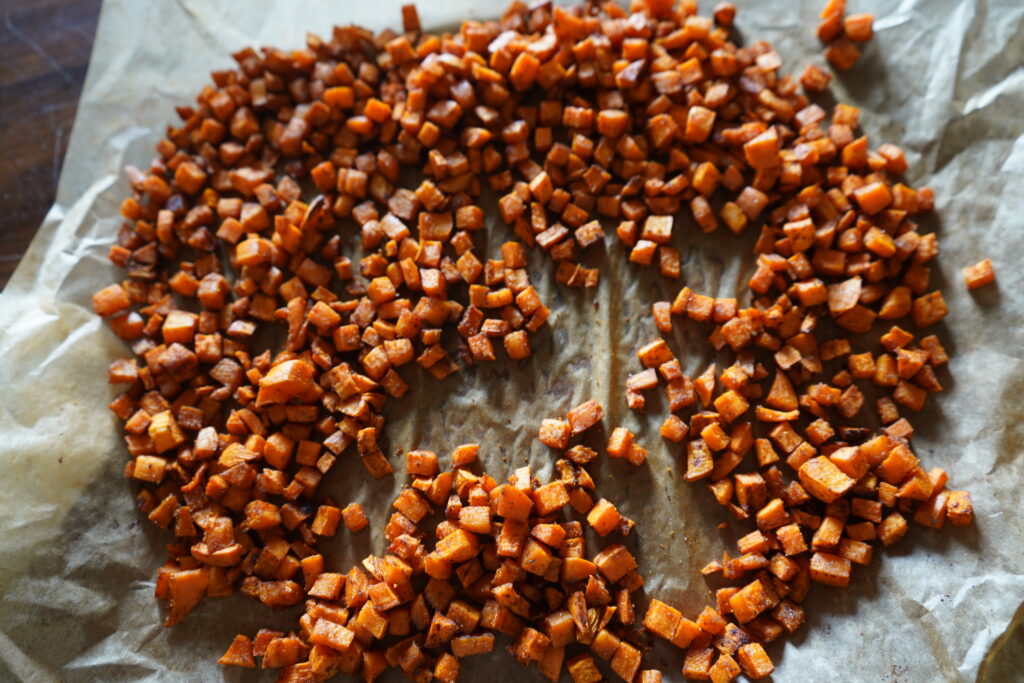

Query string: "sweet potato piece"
[[593, 544, 637, 583], [728, 579, 775, 624], [643, 599, 682, 640], [165, 568, 209, 626], [709, 652, 742, 682], [93, 284, 131, 317], [587, 499, 623, 537], [911, 291, 948, 328], [611, 642, 642, 682], [743, 128, 781, 170], [844, 13, 874, 41], [567, 400, 604, 434], [946, 491, 974, 526], [567, 654, 603, 683], [451, 633, 495, 657], [219, 634, 256, 668], [683, 647, 715, 680], [799, 456, 855, 503], [962, 258, 995, 290], [539, 419, 572, 449], [810, 552, 851, 587], [310, 618, 355, 652], [737, 643, 775, 679]]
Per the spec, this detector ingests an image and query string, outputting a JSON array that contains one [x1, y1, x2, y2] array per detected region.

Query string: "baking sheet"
[[1, 0, 1023, 680]]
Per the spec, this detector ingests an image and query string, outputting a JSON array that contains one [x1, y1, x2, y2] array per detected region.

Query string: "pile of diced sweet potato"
[[91, 0, 980, 679]]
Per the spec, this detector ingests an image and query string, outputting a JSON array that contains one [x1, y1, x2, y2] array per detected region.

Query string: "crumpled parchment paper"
[[1, 0, 1022, 680]]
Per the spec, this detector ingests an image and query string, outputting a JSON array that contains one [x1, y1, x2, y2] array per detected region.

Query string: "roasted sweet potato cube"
[[451, 633, 495, 657], [776, 524, 807, 556], [545, 610, 576, 648], [809, 551, 851, 587], [607, 427, 634, 457], [737, 642, 774, 679], [756, 499, 790, 530], [638, 339, 675, 367], [493, 484, 534, 521], [459, 506, 493, 534], [696, 606, 727, 635], [567, 653, 603, 683], [218, 634, 256, 668], [591, 628, 621, 659], [686, 439, 714, 482], [962, 258, 995, 290], [567, 399, 604, 434], [148, 411, 185, 454], [728, 579, 775, 624], [342, 503, 368, 532], [311, 505, 342, 537], [683, 647, 715, 680], [310, 618, 355, 651], [946, 491, 974, 526], [521, 538, 555, 576], [434, 652, 460, 683], [539, 419, 572, 449], [594, 544, 637, 583], [533, 481, 570, 516], [587, 498, 623, 536], [643, 599, 682, 640], [514, 627, 552, 663], [435, 529, 480, 563], [709, 652, 742, 682], [714, 390, 750, 423], [671, 617, 701, 649], [611, 642, 643, 682], [838, 538, 873, 566], [798, 456, 855, 503]]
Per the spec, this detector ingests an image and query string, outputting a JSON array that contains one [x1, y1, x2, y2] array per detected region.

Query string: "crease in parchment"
[[0, 0, 1022, 681]]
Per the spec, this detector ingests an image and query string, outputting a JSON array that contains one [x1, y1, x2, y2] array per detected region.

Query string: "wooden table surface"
[[0, 0, 102, 290]]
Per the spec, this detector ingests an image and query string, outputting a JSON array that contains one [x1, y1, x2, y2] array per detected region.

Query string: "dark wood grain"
[[0, 0, 101, 289]]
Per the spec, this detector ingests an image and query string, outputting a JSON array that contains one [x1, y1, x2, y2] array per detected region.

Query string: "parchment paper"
[[1, 0, 1022, 681]]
